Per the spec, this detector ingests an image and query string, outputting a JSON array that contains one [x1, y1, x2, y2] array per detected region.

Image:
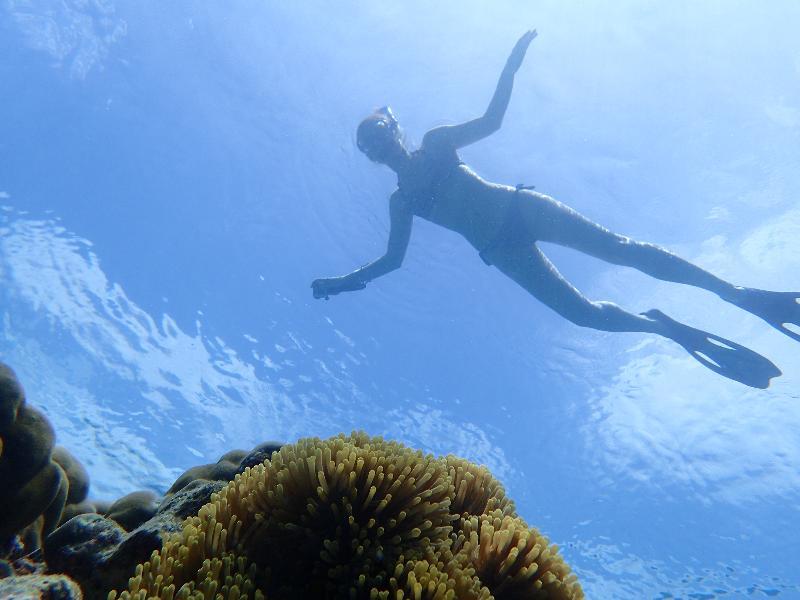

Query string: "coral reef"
[[0, 363, 583, 599], [108, 432, 584, 600]]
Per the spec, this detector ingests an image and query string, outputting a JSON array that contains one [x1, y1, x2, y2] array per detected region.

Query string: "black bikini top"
[[396, 147, 463, 219]]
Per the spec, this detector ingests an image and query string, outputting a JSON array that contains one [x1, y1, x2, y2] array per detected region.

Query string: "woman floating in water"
[[312, 30, 799, 388]]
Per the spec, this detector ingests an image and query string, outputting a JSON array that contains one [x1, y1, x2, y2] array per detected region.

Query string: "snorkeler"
[[311, 30, 799, 389]]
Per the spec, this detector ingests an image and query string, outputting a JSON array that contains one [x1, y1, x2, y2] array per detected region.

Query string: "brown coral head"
[[369, 546, 491, 600], [453, 511, 584, 600], [111, 548, 264, 600], [239, 432, 456, 596], [445, 455, 516, 524], [108, 432, 585, 600]]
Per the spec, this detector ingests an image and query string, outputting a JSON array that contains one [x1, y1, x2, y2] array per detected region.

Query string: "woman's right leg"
[[486, 240, 665, 335]]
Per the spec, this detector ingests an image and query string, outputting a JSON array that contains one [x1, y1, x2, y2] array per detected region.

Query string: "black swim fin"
[[642, 309, 782, 389], [734, 288, 800, 343]]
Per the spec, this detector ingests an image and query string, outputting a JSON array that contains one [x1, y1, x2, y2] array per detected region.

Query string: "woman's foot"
[[642, 309, 782, 389], [729, 287, 800, 342]]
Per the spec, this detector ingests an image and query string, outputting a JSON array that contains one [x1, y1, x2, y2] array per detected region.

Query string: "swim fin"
[[733, 288, 800, 343], [642, 309, 782, 389]]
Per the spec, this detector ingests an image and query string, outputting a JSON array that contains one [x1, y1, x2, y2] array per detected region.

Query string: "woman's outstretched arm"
[[311, 191, 413, 299], [424, 29, 537, 150]]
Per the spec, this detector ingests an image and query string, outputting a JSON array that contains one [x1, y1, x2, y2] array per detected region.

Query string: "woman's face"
[[357, 109, 402, 163]]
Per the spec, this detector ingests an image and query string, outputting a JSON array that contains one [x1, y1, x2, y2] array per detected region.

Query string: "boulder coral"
[[54, 446, 91, 506], [108, 432, 583, 599], [166, 450, 249, 496], [0, 363, 69, 550], [106, 491, 161, 532]]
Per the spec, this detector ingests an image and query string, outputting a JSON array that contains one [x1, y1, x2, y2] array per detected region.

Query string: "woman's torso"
[[396, 141, 516, 251]]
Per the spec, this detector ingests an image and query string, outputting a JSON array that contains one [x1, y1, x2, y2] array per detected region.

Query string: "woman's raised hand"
[[311, 277, 341, 300], [505, 29, 537, 73], [311, 276, 366, 300]]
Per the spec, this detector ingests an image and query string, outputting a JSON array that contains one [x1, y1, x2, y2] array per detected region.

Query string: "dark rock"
[[45, 480, 226, 599], [156, 479, 226, 521], [0, 573, 82, 599], [0, 531, 32, 575], [0, 536, 14, 561], [45, 514, 125, 574], [45, 514, 125, 600], [103, 480, 226, 593], [0, 558, 12, 577]]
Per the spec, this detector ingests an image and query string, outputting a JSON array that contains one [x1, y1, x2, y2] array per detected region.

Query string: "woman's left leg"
[[521, 191, 800, 340], [522, 191, 739, 299]]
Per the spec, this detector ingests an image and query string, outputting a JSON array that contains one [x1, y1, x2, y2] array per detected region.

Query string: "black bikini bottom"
[[478, 185, 534, 266]]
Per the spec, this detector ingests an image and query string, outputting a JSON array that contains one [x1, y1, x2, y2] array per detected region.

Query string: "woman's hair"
[[356, 106, 402, 161]]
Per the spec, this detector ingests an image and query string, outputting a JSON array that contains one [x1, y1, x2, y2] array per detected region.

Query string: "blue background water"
[[1, 1, 799, 597]]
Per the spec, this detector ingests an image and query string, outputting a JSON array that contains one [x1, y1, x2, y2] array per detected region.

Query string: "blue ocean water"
[[1, 1, 799, 597]]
